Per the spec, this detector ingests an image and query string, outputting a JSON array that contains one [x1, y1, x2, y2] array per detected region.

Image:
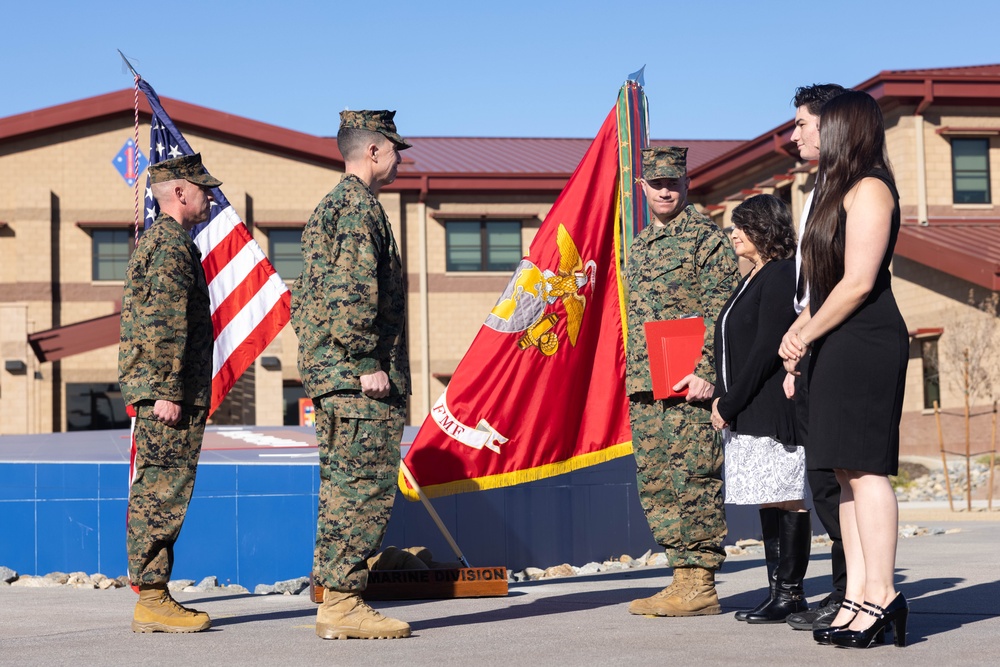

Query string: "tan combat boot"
[[316, 590, 411, 640], [627, 575, 682, 615], [629, 567, 722, 617], [132, 584, 211, 633]]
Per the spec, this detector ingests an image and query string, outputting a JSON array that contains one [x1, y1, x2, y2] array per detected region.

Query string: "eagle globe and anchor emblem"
[[426, 223, 597, 456], [486, 223, 597, 355]]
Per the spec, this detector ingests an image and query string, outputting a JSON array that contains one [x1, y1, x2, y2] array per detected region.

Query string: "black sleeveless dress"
[[806, 170, 908, 475]]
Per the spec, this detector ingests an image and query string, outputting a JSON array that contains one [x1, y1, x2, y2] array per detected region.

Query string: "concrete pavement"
[[2, 515, 998, 666]]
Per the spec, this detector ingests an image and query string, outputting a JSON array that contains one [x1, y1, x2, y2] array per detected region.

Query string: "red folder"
[[643, 317, 706, 399]]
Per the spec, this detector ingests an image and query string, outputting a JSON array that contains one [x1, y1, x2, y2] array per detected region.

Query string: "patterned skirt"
[[723, 429, 805, 505]]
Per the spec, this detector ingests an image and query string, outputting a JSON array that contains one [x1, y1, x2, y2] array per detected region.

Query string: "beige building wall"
[[921, 107, 1000, 213], [1, 305, 38, 434], [3, 95, 999, 434], [693, 105, 1000, 415], [0, 116, 350, 434], [402, 195, 552, 422]]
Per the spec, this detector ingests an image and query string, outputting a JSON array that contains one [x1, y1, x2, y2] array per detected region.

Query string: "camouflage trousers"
[[313, 392, 404, 592], [126, 402, 207, 586], [629, 393, 727, 570]]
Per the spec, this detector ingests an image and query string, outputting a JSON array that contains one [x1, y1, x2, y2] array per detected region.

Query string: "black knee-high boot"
[[746, 510, 811, 623], [735, 507, 780, 621]]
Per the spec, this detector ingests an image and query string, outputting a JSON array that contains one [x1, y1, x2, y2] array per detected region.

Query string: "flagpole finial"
[[117, 49, 141, 81], [626, 66, 646, 87]]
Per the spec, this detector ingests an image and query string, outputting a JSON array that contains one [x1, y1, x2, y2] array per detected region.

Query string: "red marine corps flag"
[[401, 75, 649, 499]]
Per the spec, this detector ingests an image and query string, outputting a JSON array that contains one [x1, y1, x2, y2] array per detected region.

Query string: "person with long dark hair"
[[779, 90, 909, 649], [782, 83, 849, 635], [709, 194, 810, 625]]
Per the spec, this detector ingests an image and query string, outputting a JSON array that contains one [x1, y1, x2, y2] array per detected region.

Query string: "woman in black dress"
[[779, 90, 909, 649]]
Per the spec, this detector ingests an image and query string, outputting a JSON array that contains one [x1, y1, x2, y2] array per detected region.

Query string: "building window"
[[66, 383, 129, 431], [445, 220, 521, 272], [269, 229, 303, 280], [92, 229, 132, 280], [921, 338, 941, 410], [952, 138, 991, 204]]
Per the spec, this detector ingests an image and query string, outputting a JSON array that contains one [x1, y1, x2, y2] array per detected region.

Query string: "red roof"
[[0, 90, 741, 193], [28, 312, 121, 363], [689, 64, 1000, 194], [400, 137, 743, 175], [896, 220, 1000, 291], [879, 63, 1000, 78], [0, 89, 344, 166]]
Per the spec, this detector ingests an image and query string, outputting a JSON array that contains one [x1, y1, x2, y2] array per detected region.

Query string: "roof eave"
[[895, 227, 1000, 291], [0, 89, 346, 167]]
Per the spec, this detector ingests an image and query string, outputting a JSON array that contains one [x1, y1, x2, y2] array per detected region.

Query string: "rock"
[[735, 538, 762, 549], [812, 534, 833, 547], [44, 572, 69, 585], [254, 584, 277, 595], [725, 545, 745, 556], [67, 572, 95, 588], [542, 564, 575, 579], [11, 576, 62, 588], [273, 576, 309, 595], [523, 567, 545, 581], [115, 575, 131, 588], [91, 573, 107, 585], [602, 561, 626, 572], [647, 552, 668, 567], [222, 584, 250, 594], [577, 562, 602, 575], [0, 566, 17, 584], [192, 576, 218, 591], [98, 578, 121, 590], [403, 546, 436, 567], [618, 554, 634, 565], [168, 579, 195, 591]]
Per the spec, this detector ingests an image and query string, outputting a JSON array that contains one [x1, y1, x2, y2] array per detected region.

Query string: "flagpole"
[[399, 461, 471, 568], [117, 50, 143, 244]]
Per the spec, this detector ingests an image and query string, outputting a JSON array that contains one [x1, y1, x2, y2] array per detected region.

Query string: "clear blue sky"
[[3, 0, 998, 141]]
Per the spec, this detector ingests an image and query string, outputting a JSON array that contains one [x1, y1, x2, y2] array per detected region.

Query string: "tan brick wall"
[[893, 257, 1000, 412], [884, 109, 917, 204], [1, 305, 32, 434], [400, 194, 553, 421], [918, 107, 1000, 210], [4, 101, 1000, 434]]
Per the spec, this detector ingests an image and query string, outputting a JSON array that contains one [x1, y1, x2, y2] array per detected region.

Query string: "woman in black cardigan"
[[709, 194, 808, 624]]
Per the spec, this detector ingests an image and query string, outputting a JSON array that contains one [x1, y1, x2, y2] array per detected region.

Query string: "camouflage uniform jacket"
[[118, 212, 213, 406], [292, 173, 410, 398], [624, 204, 739, 398]]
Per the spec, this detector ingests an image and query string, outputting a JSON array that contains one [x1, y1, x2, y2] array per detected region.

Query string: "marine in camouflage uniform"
[[291, 110, 412, 640], [625, 146, 739, 616], [119, 153, 218, 632]]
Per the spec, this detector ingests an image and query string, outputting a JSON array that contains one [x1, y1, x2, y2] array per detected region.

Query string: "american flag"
[[138, 78, 291, 415]]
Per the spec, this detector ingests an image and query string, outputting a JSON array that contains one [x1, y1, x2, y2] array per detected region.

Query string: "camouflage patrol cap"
[[339, 110, 412, 150], [148, 153, 222, 188], [642, 146, 688, 180]]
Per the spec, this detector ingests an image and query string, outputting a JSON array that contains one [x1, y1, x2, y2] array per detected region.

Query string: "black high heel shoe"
[[830, 592, 908, 649], [813, 600, 888, 646], [813, 600, 870, 644]]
